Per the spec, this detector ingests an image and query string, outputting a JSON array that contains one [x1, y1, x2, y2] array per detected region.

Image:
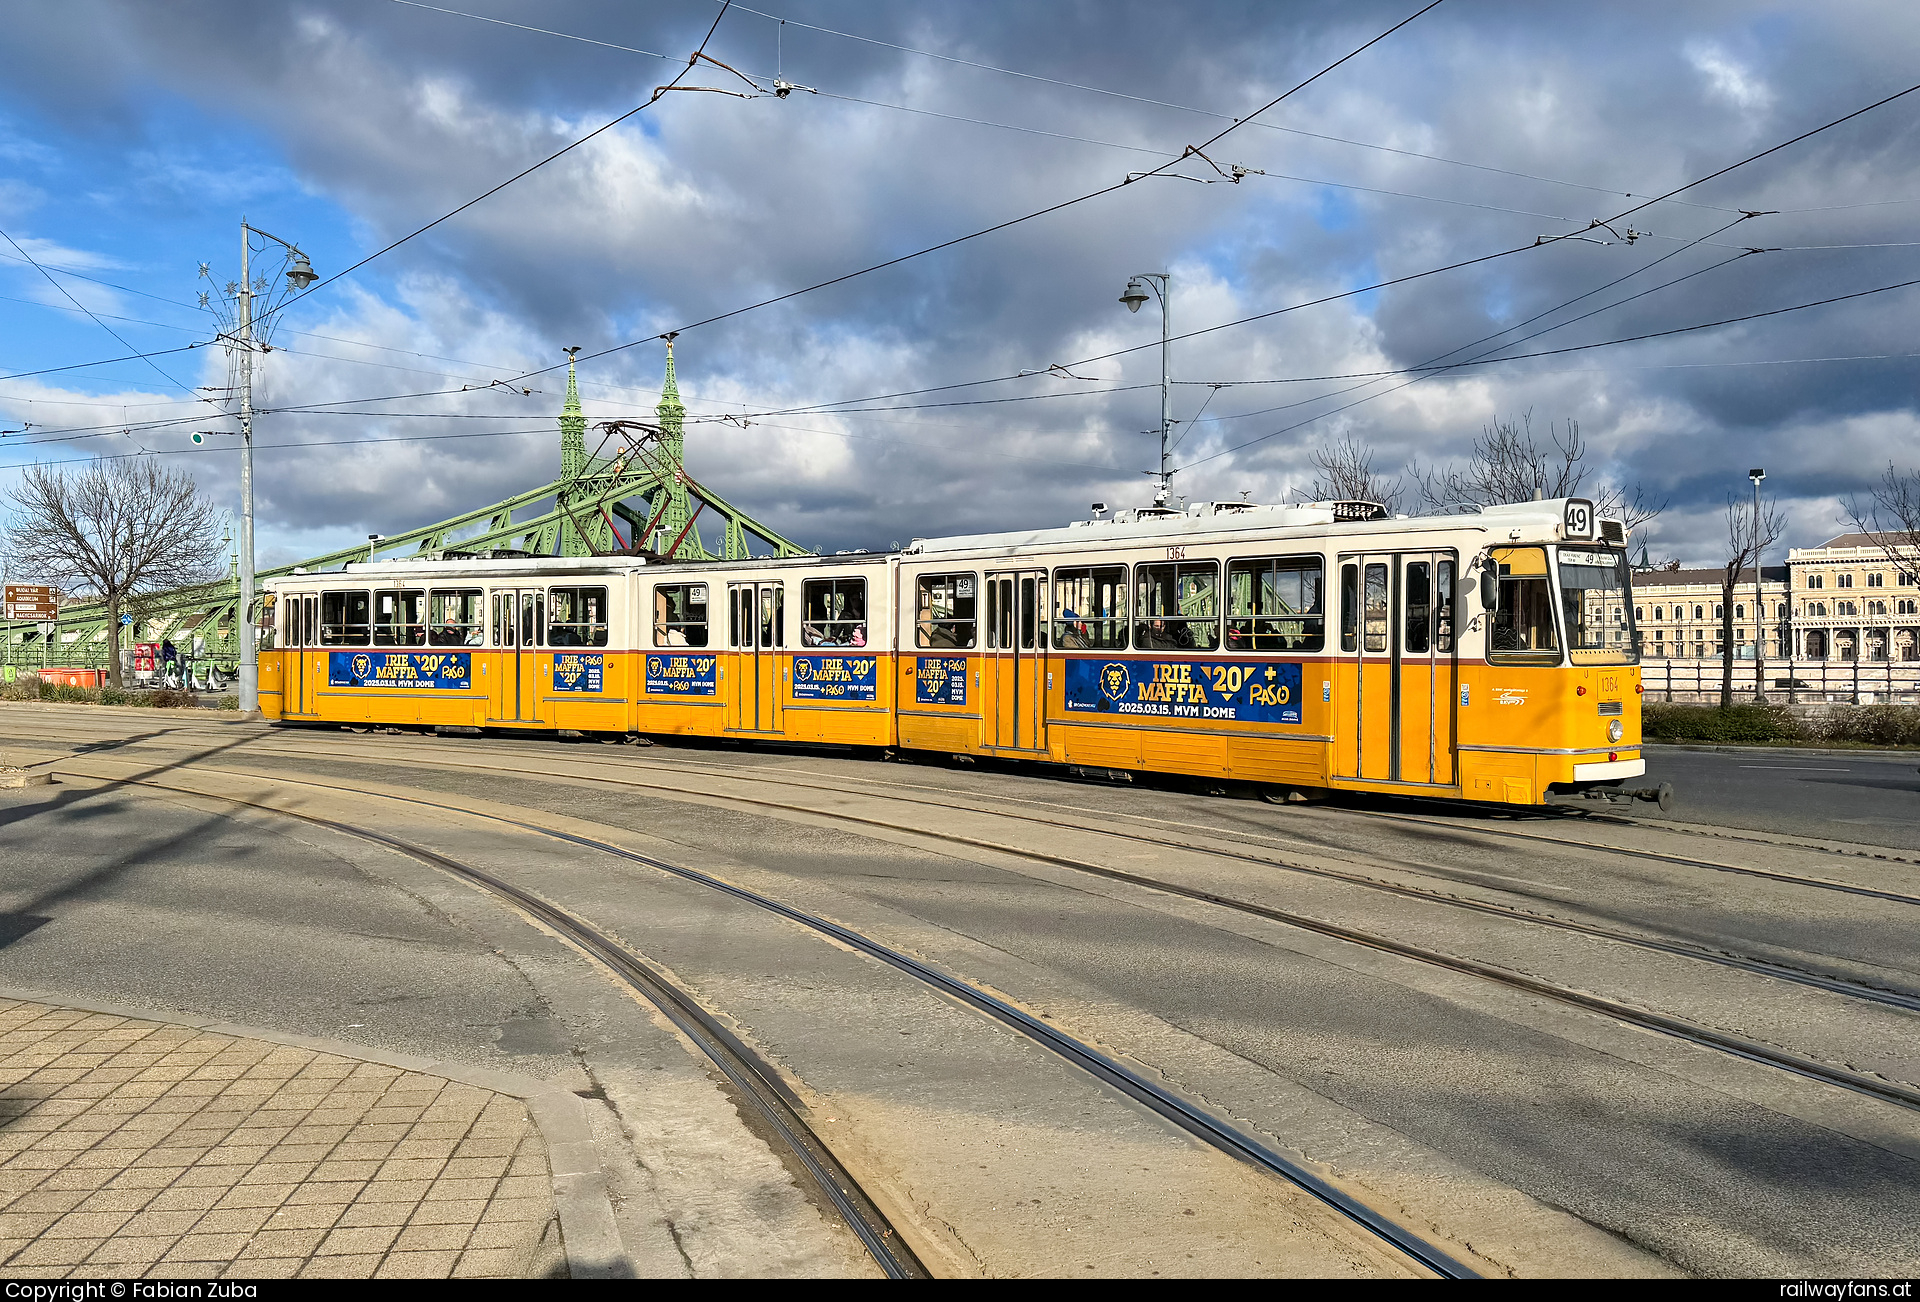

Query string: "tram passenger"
[[1056, 608, 1091, 650]]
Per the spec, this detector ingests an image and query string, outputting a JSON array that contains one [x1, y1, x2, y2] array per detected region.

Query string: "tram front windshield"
[[1557, 546, 1637, 664]]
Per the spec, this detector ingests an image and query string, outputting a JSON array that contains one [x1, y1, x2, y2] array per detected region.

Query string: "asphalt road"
[[5, 709, 1919, 1277], [1640, 745, 1920, 849]]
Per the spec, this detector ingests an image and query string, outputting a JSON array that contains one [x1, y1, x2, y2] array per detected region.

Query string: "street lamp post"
[[1119, 273, 1172, 506], [234, 221, 318, 719], [1750, 468, 1766, 703]]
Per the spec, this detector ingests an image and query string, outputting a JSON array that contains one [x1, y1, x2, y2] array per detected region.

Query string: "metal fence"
[[1639, 657, 1920, 704]]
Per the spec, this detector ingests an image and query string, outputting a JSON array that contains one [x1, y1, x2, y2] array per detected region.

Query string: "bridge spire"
[[560, 346, 585, 480]]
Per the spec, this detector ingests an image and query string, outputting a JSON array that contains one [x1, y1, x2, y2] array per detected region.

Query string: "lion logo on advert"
[[351, 653, 372, 679], [1100, 662, 1131, 702]]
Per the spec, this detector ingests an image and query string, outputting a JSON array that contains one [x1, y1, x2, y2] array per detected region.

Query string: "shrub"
[[1812, 706, 1920, 747], [150, 688, 199, 709], [98, 686, 134, 706], [1642, 702, 1803, 744], [217, 694, 239, 710]]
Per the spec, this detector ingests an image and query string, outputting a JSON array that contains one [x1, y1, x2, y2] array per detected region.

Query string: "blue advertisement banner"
[[1061, 658, 1301, 724], [792, 655, 878, 702], [552, 653, 604, 693], [329, 651, 470, 690], [915, 656, 967, 706], [646, 653, 717, 696]]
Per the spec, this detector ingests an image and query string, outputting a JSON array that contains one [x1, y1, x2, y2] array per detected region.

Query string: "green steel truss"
[[3, 347, 806, 671]]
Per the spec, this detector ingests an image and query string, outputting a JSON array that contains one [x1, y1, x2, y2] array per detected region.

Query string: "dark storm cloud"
[[3, 1, 1919, 563]]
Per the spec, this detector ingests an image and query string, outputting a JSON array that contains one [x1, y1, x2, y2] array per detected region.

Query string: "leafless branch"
[[1843, 462, 1920, 587], [4, 459, 225, 687], [1717, 489, 1788, 708], [1296, 434, 1404, 513], [1411, 409, 1665, 531]]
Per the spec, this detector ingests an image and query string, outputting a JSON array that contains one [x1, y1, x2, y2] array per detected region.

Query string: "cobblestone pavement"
[[0, 1001, 564, 1279]]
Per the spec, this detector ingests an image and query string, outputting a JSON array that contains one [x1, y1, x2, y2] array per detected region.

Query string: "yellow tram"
[[259, 495, 1657, 808]]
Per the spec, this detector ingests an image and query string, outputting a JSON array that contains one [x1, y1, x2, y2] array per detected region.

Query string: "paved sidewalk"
[[0, 1001, 563, 1279]]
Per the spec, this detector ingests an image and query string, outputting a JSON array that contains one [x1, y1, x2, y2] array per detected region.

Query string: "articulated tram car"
[[260, 496, 1656, 808]]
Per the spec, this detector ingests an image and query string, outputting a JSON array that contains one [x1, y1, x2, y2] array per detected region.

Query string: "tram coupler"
[[1624, 782, 1675, 813]]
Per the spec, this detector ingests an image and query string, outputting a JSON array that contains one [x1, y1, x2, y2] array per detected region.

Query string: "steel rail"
[[96, 763, 1476, 1279], [214, 735, 1920, 1016], [107, 779, 930, 1280]]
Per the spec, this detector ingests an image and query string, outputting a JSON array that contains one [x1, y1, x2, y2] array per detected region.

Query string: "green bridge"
[[2, 346, 804, 674]]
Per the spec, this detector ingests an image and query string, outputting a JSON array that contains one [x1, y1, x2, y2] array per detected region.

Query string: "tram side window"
[[1405, 562, 1431, 654], [916, 574, 977, 648], [1227, 556, 1323, 652], [548, 587, 609, 647], [1134, 562, 1219, 651], [373, 590, 426, 647], [654, 584, 709, 647], [1363, 564, 1389, 653], [802, 578, 866, 647], [428, 589, 483, 646], [1053, 565, 1128, 650], [1340, 565, 1358, 652], [1488, 547, 1560, 664], [320, 591, 370, 646]]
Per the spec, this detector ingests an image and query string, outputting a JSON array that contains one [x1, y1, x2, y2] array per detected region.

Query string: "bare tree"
[[1843, 462, 1920, 585], [1412, 410, 1664, 530], [5, 459, 225, 687], [1298, 434, 1405, 513], [1717, 490, 1787, 709]]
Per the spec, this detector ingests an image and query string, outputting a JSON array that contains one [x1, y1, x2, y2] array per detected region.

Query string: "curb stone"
[[0, 983, 631, 1279]]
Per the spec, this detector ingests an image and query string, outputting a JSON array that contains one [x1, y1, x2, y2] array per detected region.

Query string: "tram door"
[[1336, 553, 1457, 785], [489, 590, 544, 723], [285, 594, 318, 715], [984, 571, 1047, 752], [727, 582, 783, 733]]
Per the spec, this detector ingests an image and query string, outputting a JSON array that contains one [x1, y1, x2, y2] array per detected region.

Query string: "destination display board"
[[552, 652, 604, 693], [1061, 658, 1301, 725], [328, 651, 470, 689], [3, 585, 55, 620], [645, 653, 716, 696], [915, 656, 967, 706], [792, 655, 878, 702]]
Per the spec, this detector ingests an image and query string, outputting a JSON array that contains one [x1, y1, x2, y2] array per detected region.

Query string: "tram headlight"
[[1607, 719, 1624, 743]]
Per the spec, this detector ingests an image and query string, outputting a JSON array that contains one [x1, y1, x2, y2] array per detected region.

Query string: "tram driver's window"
[[1227, 556, 1323, 651], [916, 574, 977, 648], [320, 590, 370, 646], [1052, 565, 1128, 650], [653, 584, 708, 647], [1135, 562, 1220, 651], [371, 589, 426, 647], [1488, 547, 1560, 664], [802, 578, 865, 647], [428, 589, 484, 646], [548, 587, 609, 647]]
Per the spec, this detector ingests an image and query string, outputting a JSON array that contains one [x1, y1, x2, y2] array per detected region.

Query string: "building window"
[[1869, 600, 1888, 617], [1838, 573, 1854, 589], [1899, 599, 1918, 616], [1838, 600, 1857, 617], [1713, 603, 1724, 619], [1734, 603, 1744, 620], [1808, 575, 1824, 590], [1902, 573, 1917, 587]]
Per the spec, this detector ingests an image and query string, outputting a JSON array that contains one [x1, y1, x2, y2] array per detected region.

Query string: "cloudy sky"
[[1, 0, 1916, 567]]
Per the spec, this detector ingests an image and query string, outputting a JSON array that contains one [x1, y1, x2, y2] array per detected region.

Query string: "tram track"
[[185, 734, 1920, 1018], [62, 745, 1920, 1118], [83, 764, 1473, 1280]]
